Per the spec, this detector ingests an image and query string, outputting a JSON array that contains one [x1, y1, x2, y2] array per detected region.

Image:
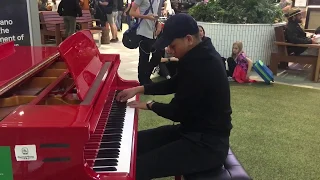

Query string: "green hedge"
[[188, 0, 284, 24]]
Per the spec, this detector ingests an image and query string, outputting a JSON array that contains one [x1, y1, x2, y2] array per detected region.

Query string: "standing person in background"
[[123, 0, 136, 28], [99, 0, 119, 42], [51, 0, 58, 11], [93, 0, 102, 26], [129, 0, 163, 85], [164, 0, 174, 17], [39, 0, 49, 11], [116, 0, 124, 31], [58, 0, 83, 37]]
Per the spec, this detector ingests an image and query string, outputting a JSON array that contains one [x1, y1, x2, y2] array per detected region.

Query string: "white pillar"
[[27, 0, 41, 46]]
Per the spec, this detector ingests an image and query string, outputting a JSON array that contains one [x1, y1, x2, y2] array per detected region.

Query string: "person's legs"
[[117, 11, 123, 31], [149, 44, 163, 77], [107, 12, 118, 41], [68, 16, 76, 36], [227, 57, 237, 77], [126, 15, 132, 28], [138, 36, 153, 85], [136, 133, 229, 180], [94, 10, 101, 26], [159, 63, 171, 79], [166, 61, 178, 76], [114, 10, 121, 31], [137, 124, 181, 157], [63, 16, 70, 37], [300, 48, 319, 56]]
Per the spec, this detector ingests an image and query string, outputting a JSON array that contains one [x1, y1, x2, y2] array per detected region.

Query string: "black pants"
[[136, 125, 229, 180], [138, 36, 162, 85], [159, 62, 178, 77], [226, 57, 237, 77]]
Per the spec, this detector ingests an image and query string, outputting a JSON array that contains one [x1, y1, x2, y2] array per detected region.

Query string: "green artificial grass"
[[138, 82, 320, 180]]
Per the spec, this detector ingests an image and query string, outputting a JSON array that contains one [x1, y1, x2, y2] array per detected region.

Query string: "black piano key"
[[97, 148, 120, 153], [94, 159, 118, 166], [104, 128, 123, 133], [105, 124, 123, 129], [104, 127, 123, 131], [93, 167, 117, 172], [106, 124, 123, 128], [105, 121, 124, 124], [99, 142, 121, 149], [90, 91, 133, 173], [108, 116, 125, 119], [96, 151, 119, 158], [101, 136, 122, 142]]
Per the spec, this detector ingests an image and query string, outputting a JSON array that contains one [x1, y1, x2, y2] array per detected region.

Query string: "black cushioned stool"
[[175, 148, 252, 180]]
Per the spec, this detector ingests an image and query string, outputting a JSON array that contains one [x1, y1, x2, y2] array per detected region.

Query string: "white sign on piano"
[[14, 145, 37, 161]]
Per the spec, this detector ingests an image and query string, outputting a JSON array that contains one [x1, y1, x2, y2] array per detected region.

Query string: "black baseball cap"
[[153, 13, 199, 50]]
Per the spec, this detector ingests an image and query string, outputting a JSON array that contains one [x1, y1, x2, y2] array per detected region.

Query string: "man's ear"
[[186, 35, 194, 45]]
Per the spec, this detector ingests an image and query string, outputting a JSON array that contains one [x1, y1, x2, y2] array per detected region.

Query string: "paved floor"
[[48, 25, 320, 90], [97, 31, 320, 89]]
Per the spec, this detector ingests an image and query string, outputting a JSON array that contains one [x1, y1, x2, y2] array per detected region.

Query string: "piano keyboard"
[[85, 92, 136, 173]]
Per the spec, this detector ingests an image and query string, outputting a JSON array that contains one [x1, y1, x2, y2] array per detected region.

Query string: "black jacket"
[[144, 38, 232, 137], [58, 0, 82, 17], [285, 21, 312, 55]]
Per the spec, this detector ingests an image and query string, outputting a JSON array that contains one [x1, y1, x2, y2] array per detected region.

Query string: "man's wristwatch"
[[146, 100, 155, 110], [168, 58, 171, 62]]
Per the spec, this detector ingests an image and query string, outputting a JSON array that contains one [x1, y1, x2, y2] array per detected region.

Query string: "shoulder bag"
[[122, 0, 155, 49]]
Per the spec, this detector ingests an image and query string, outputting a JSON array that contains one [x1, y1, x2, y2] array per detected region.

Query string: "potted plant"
[[188, 0, 285, 65]]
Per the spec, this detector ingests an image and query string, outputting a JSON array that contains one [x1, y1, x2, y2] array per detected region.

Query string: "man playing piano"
[[116, 13, 232, 180]]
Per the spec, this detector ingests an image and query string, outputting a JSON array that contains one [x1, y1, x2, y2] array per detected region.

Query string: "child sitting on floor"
[[225, 41, 254, 83]]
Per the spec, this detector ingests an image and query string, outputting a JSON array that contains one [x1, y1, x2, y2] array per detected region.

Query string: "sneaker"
[[228, 77, 234, 81]]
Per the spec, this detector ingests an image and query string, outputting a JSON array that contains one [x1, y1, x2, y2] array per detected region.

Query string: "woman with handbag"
[[127, 0, 163, 85]]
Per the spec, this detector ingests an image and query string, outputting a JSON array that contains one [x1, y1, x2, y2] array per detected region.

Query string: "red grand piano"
[[0, 30, 140, 180]]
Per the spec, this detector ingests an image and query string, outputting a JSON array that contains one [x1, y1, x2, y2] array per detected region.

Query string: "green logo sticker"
[[0, 146, 13, 180]]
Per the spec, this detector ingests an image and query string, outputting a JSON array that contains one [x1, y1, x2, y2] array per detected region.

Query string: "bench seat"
[[179, 148, 252, 180], [39, 10, 102, 46], [270, 25, 320, 82]]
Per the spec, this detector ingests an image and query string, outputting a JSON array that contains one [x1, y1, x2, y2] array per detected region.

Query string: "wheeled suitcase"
[[253, 60, 274, 84]]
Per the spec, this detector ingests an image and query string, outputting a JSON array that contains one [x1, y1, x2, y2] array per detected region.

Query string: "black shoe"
[[110, 38, 119, 43]]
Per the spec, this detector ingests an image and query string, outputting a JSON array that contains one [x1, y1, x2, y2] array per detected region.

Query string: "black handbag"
[[122, 0, 155, 49]]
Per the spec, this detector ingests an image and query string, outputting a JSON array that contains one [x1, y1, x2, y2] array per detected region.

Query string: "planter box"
[[197, 22, 286, 65]]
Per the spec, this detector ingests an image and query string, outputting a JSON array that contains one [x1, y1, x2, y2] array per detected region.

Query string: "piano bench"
[[175, 148, 252, 180]]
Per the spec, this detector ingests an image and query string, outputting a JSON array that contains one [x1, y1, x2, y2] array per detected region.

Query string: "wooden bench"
[[174, 148, 252, 180], [269, 25, 320, 82], [39, 10, 102, 46]]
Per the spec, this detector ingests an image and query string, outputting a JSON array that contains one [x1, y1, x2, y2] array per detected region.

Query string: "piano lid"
[[58, 30, 103, 101], [0, 43, 57, 88], [0, 41, 15, 61]]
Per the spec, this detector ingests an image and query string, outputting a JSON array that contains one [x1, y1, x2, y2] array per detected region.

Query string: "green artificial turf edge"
[[138, 83, 320, 180]]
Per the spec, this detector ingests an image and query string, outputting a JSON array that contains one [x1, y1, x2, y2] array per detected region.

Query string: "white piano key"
[[115, 96, 136, 173]]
